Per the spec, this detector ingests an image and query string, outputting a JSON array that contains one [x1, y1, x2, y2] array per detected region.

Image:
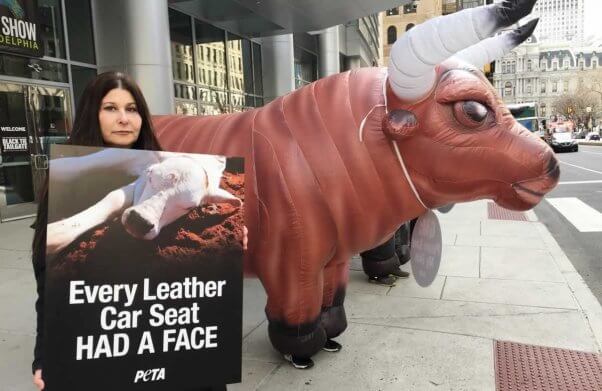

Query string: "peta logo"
[[133, 368, 165, 383]]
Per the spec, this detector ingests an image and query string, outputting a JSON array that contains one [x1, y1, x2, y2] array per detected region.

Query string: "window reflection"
[[171, 17, 264, 115], [169, 9, 194, 84], [38, 0, 66, 59], [294, 47, 317, 89], [0, 53, 68, 82]]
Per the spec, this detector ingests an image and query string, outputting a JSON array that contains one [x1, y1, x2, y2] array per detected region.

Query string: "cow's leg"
[[250, 131, 338, 369], [47, 182, 136, 254], [320, 253, 349, 353], [263, 267, 327, 370]]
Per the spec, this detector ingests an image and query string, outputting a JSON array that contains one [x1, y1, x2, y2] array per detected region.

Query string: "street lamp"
[[586, 106, 592, 130]]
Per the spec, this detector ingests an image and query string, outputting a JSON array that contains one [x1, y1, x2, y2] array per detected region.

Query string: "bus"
[[507, 102, 542, 137]]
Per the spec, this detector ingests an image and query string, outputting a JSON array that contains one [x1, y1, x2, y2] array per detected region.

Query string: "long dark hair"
[[32, 71, 162, 269]]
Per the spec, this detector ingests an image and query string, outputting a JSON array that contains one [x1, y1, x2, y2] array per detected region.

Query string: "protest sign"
[[44, 145, 243, 390]]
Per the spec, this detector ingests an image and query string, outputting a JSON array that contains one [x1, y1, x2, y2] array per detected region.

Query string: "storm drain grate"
[[494, 340, 602, 391], [488, 202, 529, 221]]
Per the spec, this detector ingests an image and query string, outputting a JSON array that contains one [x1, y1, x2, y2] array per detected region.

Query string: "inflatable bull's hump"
[[155, 0, 559, 366]]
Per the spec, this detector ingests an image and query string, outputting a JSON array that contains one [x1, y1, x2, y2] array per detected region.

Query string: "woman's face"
[[98, 88, 142, 148]]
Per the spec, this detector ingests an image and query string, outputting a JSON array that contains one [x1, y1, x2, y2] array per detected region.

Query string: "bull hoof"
[[268, 319, 326, 360], [322, 339, 342, 353]]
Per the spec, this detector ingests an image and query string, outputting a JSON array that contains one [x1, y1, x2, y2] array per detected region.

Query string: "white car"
[[549, 130, 578, 152], [585, 132, 601, 141]]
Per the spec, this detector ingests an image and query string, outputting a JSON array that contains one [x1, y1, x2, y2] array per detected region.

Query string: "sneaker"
[[322, 339, 342, 353], [368, 275, 397, 286], [283, 354, 314, 369], [390, 268, 410, 279]]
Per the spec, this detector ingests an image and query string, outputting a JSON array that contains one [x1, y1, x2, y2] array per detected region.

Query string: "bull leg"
[[264, 271, 327, 369], [320, 253, 350, 353]]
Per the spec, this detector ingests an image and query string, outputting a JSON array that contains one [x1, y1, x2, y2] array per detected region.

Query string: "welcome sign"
[[44, 145, 244, 390], [0, 0, 42, 57]]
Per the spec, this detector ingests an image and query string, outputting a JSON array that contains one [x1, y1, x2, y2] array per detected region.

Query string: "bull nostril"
[[545, 155, 560, 181], [125, 210, 154, 236]]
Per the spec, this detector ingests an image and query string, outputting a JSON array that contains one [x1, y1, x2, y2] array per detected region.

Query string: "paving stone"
[[442, 277, 577, 309]]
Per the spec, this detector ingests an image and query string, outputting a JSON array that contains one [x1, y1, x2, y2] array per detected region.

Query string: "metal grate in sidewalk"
[[488, 202, 529, 221], [494, 340, 602, 391]]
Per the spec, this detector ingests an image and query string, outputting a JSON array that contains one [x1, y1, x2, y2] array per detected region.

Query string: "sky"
[[584, 0, 602, 40]]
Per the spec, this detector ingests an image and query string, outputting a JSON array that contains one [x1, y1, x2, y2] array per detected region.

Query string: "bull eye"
[[453, 101, 490, 128]]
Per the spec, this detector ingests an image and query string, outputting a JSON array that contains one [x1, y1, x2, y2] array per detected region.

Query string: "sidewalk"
[[1, 201, 601, 390]]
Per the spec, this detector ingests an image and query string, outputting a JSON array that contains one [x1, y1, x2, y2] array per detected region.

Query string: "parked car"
[[585, 132, 601, 141], [548, 128, 578, 152]]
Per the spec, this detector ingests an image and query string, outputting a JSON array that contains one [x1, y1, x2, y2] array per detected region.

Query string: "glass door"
[[28, 85, 71, 202], [0, 83, 35, 220], [0, 82, 71, 221]]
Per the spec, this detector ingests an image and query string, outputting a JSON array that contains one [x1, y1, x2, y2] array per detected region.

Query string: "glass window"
[[385, 8, 399, 16], [294, 47, 317, 89], [405, 23, 415, 32], [175, 100, 198, 116], [252, 42, 263, 97], [173, 83, 196, 100], [227, 33, 253, 95], [195, 20, 226, 90], [403, 2, 418, 14], [64, 0, 95, 64], [169, 9, 194, 83], [38, 0, 66, 58], [387, 26, 397, 45], [504, 81, 513, 96], [0, 53, 68, 82], [71, 65, 96, 109]]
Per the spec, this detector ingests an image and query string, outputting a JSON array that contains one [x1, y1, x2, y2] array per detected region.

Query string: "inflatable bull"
[[155, 0, 559, 368]]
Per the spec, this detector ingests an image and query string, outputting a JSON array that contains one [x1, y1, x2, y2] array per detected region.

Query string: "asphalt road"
[[534, 144, 602, 303]]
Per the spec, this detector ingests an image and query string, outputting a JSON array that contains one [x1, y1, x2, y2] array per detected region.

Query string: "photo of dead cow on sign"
[[153, 0, 559, 370], [43, 145, 244, 390]]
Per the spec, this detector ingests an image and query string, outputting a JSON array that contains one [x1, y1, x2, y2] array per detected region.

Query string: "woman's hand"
[[33, 369, 44, 390]]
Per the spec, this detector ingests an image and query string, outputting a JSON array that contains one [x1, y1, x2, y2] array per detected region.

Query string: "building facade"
[[493, 40, 602, 120], [380, 1, 493, 73], [380, 0, 443, 66], [0, 0, 399, 222], [531, 0, 586, 44]]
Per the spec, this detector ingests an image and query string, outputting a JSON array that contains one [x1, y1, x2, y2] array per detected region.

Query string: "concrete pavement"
[[1, 201, 601, 390]]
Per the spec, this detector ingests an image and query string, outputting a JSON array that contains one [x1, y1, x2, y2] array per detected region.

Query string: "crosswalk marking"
[[546, 197, 602, 232], [558, 180, 602, 185], [558, 161, 602, 175]]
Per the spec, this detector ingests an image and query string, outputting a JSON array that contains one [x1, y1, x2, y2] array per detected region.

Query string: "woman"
[[31, 72, 226, 391]]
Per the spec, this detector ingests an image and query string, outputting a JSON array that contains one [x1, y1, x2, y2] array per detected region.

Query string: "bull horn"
[[388, 0, 538, 101], [454, 19, 539, 68]]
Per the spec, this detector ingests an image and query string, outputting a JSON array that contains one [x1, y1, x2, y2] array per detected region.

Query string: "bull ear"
[[383, 109, 419, 140], [203, 188, 242, 207]]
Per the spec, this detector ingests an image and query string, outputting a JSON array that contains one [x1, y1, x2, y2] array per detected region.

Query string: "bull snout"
[[123, 210, 155, 238], [509, 151, 560, 209]]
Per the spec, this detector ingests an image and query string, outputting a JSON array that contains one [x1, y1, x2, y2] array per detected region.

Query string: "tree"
[[552, 88, 599, 128]]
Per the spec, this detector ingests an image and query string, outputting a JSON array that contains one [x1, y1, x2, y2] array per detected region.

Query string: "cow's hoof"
[[268, 319, 326, 359], [283, 354, 314, 369], [322, 339, 342, 353], [321, 304, 347, 339]]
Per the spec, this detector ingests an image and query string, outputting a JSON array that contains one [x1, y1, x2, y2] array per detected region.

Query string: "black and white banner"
[[44, 145, 244, 390]]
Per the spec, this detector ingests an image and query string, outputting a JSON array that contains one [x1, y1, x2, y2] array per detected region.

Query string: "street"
[[535, 144, 602, 302]]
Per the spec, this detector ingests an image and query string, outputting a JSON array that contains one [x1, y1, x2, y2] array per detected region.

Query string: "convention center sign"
[[0, 0, 42, 57], [44, 145, 244, 390]]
